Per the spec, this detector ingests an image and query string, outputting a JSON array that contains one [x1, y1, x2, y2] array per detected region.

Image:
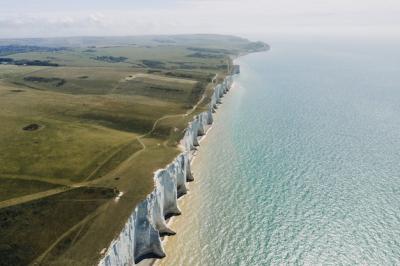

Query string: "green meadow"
[[0, 35, 267, 265]]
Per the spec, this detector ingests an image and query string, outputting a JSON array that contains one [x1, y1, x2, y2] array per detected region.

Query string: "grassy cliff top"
[[0, 34, 268, 265]]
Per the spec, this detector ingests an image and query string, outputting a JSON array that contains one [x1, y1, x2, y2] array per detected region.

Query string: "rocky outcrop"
[[99, 75, 233, 266]]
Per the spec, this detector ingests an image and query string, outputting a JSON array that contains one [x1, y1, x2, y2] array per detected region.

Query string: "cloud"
[[0, 0, 399, 38]]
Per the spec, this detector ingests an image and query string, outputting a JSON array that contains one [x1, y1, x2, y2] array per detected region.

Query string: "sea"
[[156, 36, 400, 265]]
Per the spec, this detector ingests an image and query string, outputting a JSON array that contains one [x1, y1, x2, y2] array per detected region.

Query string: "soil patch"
[[22, 124, 41, 131]]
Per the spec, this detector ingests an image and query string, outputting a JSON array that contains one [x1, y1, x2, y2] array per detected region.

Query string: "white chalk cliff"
[[99, 75, 233, 266]]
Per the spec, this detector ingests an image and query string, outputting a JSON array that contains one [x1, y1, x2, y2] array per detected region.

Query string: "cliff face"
[[99, 75, 233, 266]]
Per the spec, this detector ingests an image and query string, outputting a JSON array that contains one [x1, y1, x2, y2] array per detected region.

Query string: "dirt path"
[[0, 187, 71, 209], [109, 72, 198, 94], [0, 174, 74, 186], [124, 73, 197, 84], [31, 202, 109, 265], [84, 139, 142, 182]]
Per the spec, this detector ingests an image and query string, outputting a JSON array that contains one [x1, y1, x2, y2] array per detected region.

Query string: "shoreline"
[[99, 72, 236, 266], [148, 123, 215, 266]]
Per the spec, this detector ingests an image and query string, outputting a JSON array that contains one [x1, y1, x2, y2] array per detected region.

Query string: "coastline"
[[148, 123, 215, 266], [99, 73, 235, 266], [152, 81, 238, 265]]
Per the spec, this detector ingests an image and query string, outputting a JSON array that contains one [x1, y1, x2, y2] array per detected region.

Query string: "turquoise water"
[[159, 38, 400, 265]]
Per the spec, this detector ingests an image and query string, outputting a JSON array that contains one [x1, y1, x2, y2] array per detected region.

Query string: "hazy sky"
[[1, 0, 400, 38]]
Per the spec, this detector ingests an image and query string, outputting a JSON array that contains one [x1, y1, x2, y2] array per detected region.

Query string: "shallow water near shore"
[[156, 37, 400, 265]]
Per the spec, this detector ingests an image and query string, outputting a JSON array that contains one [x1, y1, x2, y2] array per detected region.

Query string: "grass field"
[[0, 34, 268, 265]]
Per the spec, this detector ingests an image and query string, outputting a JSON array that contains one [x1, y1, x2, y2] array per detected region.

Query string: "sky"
[[1, 0, 400, 39]]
